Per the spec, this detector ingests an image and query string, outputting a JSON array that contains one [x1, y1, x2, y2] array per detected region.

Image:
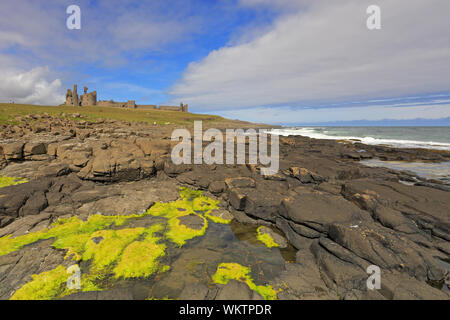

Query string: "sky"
[[0, 0, 449, 125]]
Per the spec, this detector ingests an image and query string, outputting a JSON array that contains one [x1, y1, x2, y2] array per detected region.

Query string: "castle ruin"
[[65, 85, 97, 107], [64, 84, 187, 112]]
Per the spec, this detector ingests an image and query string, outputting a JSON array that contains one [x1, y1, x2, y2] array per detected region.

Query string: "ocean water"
[[268, 127, 450, 151]]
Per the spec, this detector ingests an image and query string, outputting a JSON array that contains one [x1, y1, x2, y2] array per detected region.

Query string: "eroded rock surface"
[[0, 115, 449, 300]]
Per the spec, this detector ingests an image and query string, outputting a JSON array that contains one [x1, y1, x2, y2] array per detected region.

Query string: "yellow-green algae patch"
[[144, 186, 221, 246], [256, 227, 280, 248], [10, 265, 73, 300], [204, 212, 231, 224], [7, 225, 169, 300], [0, 187, 222, 256], [0, 176, 28, 188], [114, 224, 169, 279], [1, 187, 224, 299], [0, 214, 134, 257], [82, 228, 146, 272], [212, 262, 279, 300]]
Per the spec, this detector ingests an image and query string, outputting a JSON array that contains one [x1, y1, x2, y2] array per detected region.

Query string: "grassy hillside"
[[0, 103, 225, 126]]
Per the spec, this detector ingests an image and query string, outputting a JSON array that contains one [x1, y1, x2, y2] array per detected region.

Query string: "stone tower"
[[65, 89, 73, 105], [72, 84, 79, 106], [80, 86, 97, 106], [65, 84, 97, 106]]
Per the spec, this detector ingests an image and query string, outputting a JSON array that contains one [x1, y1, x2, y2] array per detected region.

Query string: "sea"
[[267, 126, 450, 182], [267, 127, 450, 151]]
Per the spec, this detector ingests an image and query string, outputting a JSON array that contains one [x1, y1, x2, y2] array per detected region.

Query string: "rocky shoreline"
[[0, 114, 449, 300]]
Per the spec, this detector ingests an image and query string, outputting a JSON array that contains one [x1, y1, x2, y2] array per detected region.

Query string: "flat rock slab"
[[208, 209, 234, 221], [178, 214, 205, 230]]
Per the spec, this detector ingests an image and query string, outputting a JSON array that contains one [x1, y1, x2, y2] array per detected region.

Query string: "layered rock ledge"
[[0, 114, 449, 300]]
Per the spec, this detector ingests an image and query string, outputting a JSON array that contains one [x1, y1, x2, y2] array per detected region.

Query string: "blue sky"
[[0, 0, 449, 125]]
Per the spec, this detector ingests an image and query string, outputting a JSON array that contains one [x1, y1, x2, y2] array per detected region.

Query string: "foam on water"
[[266, 127, 450, 151]]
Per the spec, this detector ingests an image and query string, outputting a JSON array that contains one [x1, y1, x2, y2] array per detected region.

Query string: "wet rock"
[[178, 283, 209, 300], [208, 209, 234, 222], [178, 214, 205, 230], [215, 280, 253, 300], [62, 288, 134, 300], [91, 236, 104, 244], [341, 152, 361, 160], [258, 226, 288, 248], [287, 167, 326, 184], [0, 240, 68, 300]]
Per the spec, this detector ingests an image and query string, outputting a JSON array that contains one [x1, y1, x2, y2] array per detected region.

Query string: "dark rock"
[[279, 189, 370, 234], [178, 283, 209, 300], [177, 214, 205, 230], [225, 177, 256, 189], [215, 280, 253, 300], [209, 181, 226, 194], [208, 209, 233, 221], [258, 226, 288, 248], [0, 240, 68, 300]]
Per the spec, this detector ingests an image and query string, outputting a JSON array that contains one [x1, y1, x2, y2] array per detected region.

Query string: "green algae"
[[0, 176, 28, 188], [0, 187, 223, 256], [144, 186, 221, 246], [204, 212, 231, 224], [1, 187, 227, 299], [0, 214, 133, 257], [114, 224, 169, 279], [7, 225, 169, 300], [212, 262, 279, 300], [256, 227, 280, 248], [10, 265, 73, 300], [82, 228, 146, 272]]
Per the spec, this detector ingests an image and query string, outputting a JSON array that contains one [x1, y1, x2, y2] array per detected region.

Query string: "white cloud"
[[170, 0, 450, 116], [0, 67, 65, 105]]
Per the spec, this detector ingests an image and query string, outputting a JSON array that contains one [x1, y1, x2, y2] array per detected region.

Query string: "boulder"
[[23, 142, 46, 159], [1, 142, 24, 160]]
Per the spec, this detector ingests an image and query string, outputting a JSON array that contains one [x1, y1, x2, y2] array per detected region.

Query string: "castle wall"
[[158, 105, 184, 111], [135, 105, 157, 110], [97, 100, 127, 108]]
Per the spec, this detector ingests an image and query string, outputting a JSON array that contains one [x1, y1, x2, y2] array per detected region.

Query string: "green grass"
[[0, 103, 225, 126]]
